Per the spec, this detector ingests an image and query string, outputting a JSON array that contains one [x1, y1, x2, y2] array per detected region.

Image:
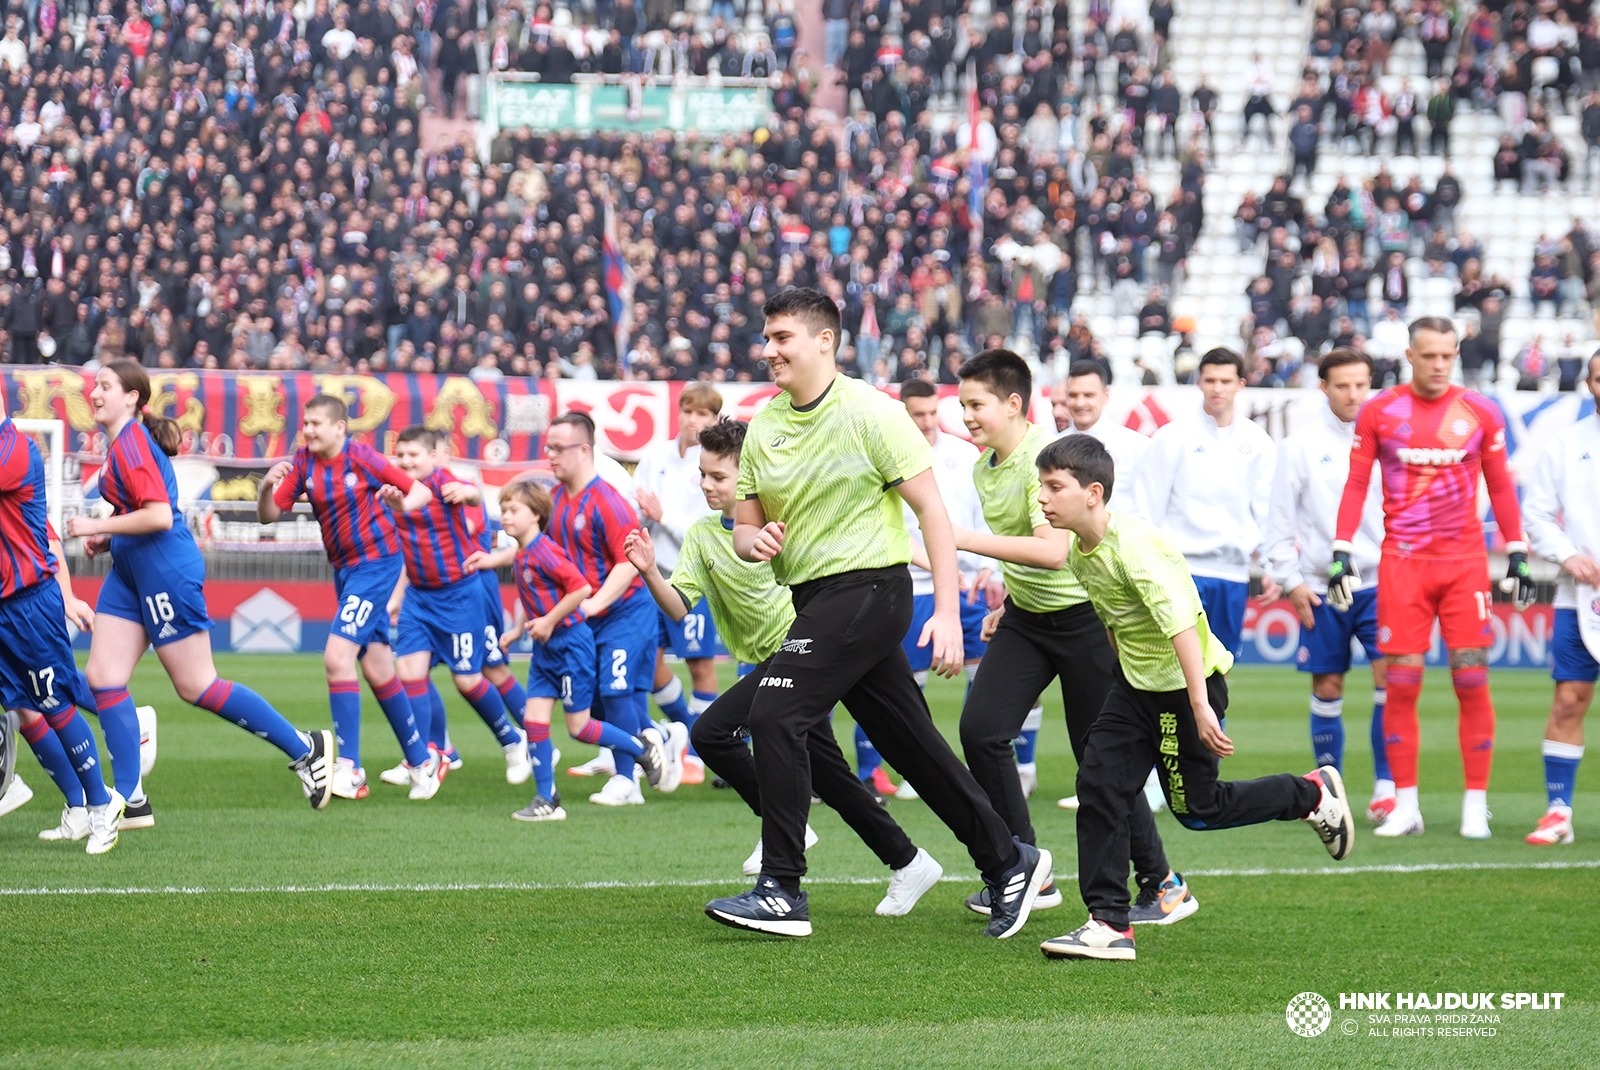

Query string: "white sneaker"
[[1017, 762, 1038, 799], [378, 761, 412, 786], [86, 790, 126, 855], [136, 705, 158, 777], [589, 773, 645, 806], [1461, 795, 1492, 840], [1373, 804, 1426, 837], [1143, 768, 1166, 812], [331, 757, 369, 800], [743, 824, 819, 876], [408, 747, 446, 801], [39, 804, 90, 841], [504, 736, 533, 786], [0, 773, 34, 817], [656, 720, 688, 794], [568, 749, 616, 778], [1057, 795, 1080, 810], [876, 847, 944, 916]]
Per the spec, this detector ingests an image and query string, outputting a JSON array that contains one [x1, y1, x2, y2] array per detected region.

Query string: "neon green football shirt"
[[1068, 510, 1233, 692], [738, 375, 932, 587], [973, 421, 1088, 613], [671, 515, 796, 666]]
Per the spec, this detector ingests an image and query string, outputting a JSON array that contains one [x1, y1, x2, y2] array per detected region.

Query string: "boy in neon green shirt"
[[1030, 434, 1355, 962], [624, 417, 943, 921]]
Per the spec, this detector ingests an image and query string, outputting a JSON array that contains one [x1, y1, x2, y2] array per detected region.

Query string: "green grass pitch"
[[1, 656, 1596, 1069]]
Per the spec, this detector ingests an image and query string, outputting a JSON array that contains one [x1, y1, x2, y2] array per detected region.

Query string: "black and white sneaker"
[[290, 730, 336, 810], [705, 875, 812, 937], [1303, 765, 1356, 860], [118, 797, 155, 830], [965, 876, 1064, 916], [984, 841, 1053, 938], [1040, 917, 1137, 961], [512, 790, 567, 822], [635, 727, 667, 789]]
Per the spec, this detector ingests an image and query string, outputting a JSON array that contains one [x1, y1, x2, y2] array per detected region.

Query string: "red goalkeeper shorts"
[[1376, 555, 1494, 656]]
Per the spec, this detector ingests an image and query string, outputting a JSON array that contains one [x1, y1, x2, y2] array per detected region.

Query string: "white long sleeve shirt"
[[631, 438, 712, 575], [1263, 403, 1384, 595], [1058, 413, 1153, 491], [1523, 414, 1600, 611], [905, 430, 995, 596], [1131, 407, 1277, 582]]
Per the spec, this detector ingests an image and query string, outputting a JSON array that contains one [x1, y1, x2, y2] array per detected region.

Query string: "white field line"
[[1, 858, 1597, 897]]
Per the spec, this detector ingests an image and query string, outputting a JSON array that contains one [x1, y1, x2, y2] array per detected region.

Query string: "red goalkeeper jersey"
[[1336, 384, 1523, 560]]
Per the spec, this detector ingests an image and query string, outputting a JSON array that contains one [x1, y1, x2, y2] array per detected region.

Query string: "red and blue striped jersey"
[[394, 469, 480, 589], [515, 533, 589, 630], [0, 418, 57, 598], [273, 440, 416, 569], [100, 419, 180, 516], [549, 476, 642, 616]]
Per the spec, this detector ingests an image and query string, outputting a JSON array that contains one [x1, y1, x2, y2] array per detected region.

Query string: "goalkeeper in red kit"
[[1329, 318, 1536, 841]]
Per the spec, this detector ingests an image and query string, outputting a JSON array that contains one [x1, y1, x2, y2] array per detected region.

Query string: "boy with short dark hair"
[[1031, 434, 1354, 962], [951, 349, 1191, 924]]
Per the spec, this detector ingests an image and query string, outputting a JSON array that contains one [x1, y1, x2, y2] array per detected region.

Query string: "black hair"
[[957, 348, 1033, 408], [1035, 433, 1115, 504], [899, 378, 939, 400], [1065, 359, 1110, 387], [1198, 348, 1247, 379], [697, 417, 748, 459], [761, 287, 841, 353], [397, 425, 438, 450]]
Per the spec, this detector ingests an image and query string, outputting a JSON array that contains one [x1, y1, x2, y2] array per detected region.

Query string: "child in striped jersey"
[[473, 480, 665, 820], [385, 428, 530, 795], [260, 394, 435, 803]]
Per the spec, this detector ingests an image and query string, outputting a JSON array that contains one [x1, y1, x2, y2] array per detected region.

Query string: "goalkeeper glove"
[[1326, 542, 1359, 612], [1501, 542, 1536, 611]]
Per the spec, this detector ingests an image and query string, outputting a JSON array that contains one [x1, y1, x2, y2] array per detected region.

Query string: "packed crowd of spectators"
[[0, 0, 1215, 386], [1232, 160, 1599, 390], [1292, 0, 1600, 192]]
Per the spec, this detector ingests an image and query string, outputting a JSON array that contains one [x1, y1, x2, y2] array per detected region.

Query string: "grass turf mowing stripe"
[[5, 856, 1599, 896]]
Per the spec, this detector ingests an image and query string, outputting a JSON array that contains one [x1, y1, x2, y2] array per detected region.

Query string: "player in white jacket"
[[1131, 348, 1278, 657], [876, 380, 1000, 800], [1521, 355, 1600, 847], [1051, 360, 1152, 486], [632, 384, 724, 784], [1261, 349, 1395, 823]]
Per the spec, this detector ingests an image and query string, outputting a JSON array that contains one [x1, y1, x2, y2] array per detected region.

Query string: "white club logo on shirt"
[[1452, 419, 1470, 436], [522, 569, 534, 583], [573, 515, 586, 530], [344, 472, 358, 488]]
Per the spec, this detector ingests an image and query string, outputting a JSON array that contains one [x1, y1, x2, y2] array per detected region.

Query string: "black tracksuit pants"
[[689, 660, 917, 871], [746, 566, 1020, 886], [1077, 670, 1323, 929], [959, 599, 1170, 889]]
